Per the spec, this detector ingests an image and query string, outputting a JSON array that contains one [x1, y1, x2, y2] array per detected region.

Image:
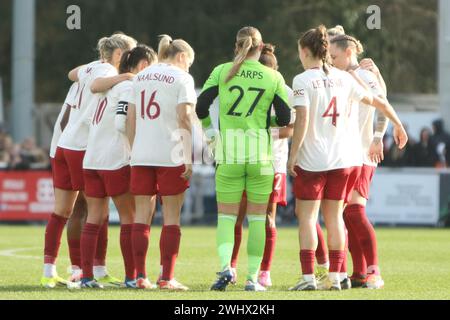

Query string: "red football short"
[[130, 165, 189, 197], [53, 147, 86, 191], [353, 165, 376, 200], [294, 167, 352, 201], [269, 173, 287, 206], [50, 157, 56, 184], [344, 166, 363, 203], [84, 166, 131, 198]]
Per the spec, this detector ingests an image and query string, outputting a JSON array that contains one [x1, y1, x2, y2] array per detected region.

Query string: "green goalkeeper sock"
[[216, 214, 237, 271], [247, 215, 267, 282]]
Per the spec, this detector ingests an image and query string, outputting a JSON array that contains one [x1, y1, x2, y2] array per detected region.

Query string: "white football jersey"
[[83, 80, 132, 170], [272, 85, 295, 174], [128, 63, 197, 167], [355, 68, 385, 167], [345, 81, 364, 168], [49, 83, 79, 158], [58, 61, 117, 151], [292, 67, 368, 172]]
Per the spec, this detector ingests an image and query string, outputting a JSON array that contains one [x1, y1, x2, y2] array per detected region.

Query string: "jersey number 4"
[[227, 86, 265, 117], [322, 96, 339, 127], [140, 90, 161, 120]]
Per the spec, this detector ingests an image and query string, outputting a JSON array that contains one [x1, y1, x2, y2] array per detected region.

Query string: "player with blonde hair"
[[330, 34, 389, 289], [79, 45, 157, 289], [126, 35, 196, 291], [197, 27, 292, 292], [288, 25, 407, 291], [41, 33, 136, 288], [229, 43, 295, 288]]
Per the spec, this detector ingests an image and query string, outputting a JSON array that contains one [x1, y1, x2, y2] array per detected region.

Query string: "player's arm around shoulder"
[[91, 64, 134, 94], [114, 81, 133, 135], [270, 71, 291, 127]]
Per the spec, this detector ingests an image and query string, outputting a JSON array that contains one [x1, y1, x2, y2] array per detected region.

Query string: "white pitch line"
[[0, 247, 41, 260]]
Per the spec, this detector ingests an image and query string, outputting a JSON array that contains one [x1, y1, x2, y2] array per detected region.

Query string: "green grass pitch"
[[0, 225, 449, 300]]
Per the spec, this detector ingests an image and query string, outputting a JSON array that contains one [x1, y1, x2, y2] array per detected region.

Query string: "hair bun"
[[334, 25, 345, 34], [261, 43, 275, 55], [316, 25, 327, 37]]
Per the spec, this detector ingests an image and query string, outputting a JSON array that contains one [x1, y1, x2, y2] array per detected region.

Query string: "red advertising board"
[[0, 171, 54, 221]]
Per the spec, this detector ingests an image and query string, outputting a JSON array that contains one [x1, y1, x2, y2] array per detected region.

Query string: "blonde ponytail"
[[158, 34, 173, 61], [225, 26, 263, 83], [157, 34, 194, 63]]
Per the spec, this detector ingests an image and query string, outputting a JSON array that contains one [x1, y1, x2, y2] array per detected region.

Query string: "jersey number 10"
[[92, 97, 108, 125], [140, 90, 161, 120]]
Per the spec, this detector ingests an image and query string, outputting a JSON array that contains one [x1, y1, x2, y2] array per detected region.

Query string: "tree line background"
[[0, 0, 438, 103]]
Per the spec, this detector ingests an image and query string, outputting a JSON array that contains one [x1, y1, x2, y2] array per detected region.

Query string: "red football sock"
[[44, 213, 68, 264], [94, 216, 108, 266], [68, 239, 81, 268], [344, 206, 367, 277], [81, 223, 101, 279], [231, 224, 243, 268], [132, 223, 150, 279], [340, 228, 349, 273], [300, 250, 315, 275], [160, 225, 181, 281], [329, 250, 345, 273], [120, 224, 136, 280], [159, 231, 163, 274], [347, 204, 379, 274], [315, 223, 328, 265], [260, 226, 277, 272]]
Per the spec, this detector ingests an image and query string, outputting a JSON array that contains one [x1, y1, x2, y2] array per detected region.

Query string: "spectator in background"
[[409, 128, 434, 167], [0, 132, 11, 169], [9, 142, 27, 170], [0, 127, 50, 170], [381, 134, 393, 166], [382, 126, 415, 167], [19, 137, 49, 169], [429, 119, 450, 168]]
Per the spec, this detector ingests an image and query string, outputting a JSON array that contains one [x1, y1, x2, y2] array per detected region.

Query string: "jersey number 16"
[[140, 90, 161, 120]]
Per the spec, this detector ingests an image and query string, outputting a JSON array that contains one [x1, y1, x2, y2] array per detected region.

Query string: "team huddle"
[[41, 24, 408, 292]]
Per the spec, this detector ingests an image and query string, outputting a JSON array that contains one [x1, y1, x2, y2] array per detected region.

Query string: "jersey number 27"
[[227, 86, 265, 117]]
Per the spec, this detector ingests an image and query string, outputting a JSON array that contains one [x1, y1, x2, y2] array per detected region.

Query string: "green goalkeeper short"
[[215, 162, 274, 204]]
